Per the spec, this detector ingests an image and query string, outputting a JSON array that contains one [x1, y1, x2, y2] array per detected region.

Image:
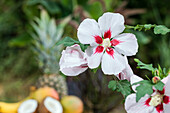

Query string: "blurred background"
[[0, 0, 169, 113]]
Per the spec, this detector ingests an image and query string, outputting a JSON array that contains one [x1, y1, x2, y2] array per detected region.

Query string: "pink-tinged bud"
[[152, 76, 161, 84]]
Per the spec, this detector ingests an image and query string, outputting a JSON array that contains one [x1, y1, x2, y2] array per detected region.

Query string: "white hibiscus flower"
[[77, 12, 138, 75], [59, 44, 88, 76], [125, 75, 170, 113]]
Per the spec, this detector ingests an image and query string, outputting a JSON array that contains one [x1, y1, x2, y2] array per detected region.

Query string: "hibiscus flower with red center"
[[125, 75, 170, 113], [77, 12, 138, 75]]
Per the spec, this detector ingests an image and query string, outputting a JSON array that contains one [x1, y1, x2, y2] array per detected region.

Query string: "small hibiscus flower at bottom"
[[125, 75, 170, 113]]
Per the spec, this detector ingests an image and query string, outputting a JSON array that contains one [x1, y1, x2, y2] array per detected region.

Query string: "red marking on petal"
[[145, 98, 151, 106], [111, 39, 122, 46], [106, 47, 114, 58], [163, 96, 170, 104], [104, 29, 111, 39], [118, 73, 122, 79], [94, 46, 104, 54], [156, 103, 164, 113], [158, 88, 165, 95], [94, 35, 103, 44]]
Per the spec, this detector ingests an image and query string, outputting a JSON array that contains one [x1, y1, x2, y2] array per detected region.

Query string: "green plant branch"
[[125, 24, 170, 35]]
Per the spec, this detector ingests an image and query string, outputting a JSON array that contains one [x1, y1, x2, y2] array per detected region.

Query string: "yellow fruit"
[[0, 101, 22, 113], [30, 87, 59, 103], [61, 96, 83, 113]]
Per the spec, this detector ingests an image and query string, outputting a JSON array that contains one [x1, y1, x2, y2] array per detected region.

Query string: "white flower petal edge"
[[60, 66, 88, 76], [85, 46, 103, 69], [98, 12, 125, 37], [59, 44, 88, 76], [77, 19, 101, 45], [116, 64, 134, 81], [101, 50, 126, 75], [114, 33, 138, 56], [116, 56, 134, 81], [125, 94, 155, 113], [164, 75, 170, 96]]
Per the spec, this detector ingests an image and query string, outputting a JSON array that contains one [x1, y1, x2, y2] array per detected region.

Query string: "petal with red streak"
[[77, 19, 101, 45], [85, 46, 104, 69], [104, 29, 111, 39], [101, 49, 126, 75], [98, 12, 125, 38], [125, 94, 155, 113], [94, 35, 103, 44]]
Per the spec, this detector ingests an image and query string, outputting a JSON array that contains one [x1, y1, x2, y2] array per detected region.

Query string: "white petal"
[[130, 75, 143, 92], [101, 50, 126, 75], [77, 19, 101, 45], [60, 66, 88, 76], [164, 103, 170, 113], [85, 46, 103, 69], [164, 75, 170, 96], [116, 64, 134, 81], [98, 12, 125, 38], [59, 44, 87, 69], [125, 94, 154, 113], [59, 44, 88, 76], [113, 33, 138, 56]]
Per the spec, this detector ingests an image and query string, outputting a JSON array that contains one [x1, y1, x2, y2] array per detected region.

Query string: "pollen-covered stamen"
[[106, 47, 114, 58], [94, 35, 103, 44], [104, 29, 111, 39], [111, 39, 122, 46], [149, 94, 163, 107], [94, 46, 104, 54], [102, 38, 111, 48]]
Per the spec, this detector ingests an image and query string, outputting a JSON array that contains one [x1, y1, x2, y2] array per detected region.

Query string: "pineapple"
[[31, 10, 70, 98], [35, 74, 67, 98]]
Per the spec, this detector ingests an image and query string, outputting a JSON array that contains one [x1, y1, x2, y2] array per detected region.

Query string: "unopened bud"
[[152, 76, 161, 84]]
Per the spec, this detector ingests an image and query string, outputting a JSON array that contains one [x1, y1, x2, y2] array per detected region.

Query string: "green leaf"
[[116, 80, 131, 98], [154, 25, 170, 35], [154, 81, 164, 91], [108, 80, 132, 98], [144, 24, 153, 30], [134, 58, 155, 72], [133, 80, 153, 102], [108, 80, 117, 91], [27, 0, 60, 14], [132, 80, 152, 86], [85, 1, 103, 19], [80, 44, 89, 52], [136, 84, 153, 102], [56, 37, 79, 46]]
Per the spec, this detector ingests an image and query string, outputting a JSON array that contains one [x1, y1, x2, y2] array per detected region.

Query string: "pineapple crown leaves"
[[30, 10, 71, 74]]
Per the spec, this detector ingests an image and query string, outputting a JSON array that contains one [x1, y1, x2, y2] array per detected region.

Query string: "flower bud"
[[152, 76, 161, 84]]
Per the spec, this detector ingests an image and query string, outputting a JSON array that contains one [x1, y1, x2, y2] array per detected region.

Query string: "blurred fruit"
[[0, 101, 22, 113], [30, 87, 59, 103], [61, 96, 83, 113], [38, 96, 63, 113], [36, 74, 68, 99], [18, 99, 38, 113]]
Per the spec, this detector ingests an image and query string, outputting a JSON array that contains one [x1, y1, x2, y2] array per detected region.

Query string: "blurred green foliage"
[[0, 0, 169, 112]]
